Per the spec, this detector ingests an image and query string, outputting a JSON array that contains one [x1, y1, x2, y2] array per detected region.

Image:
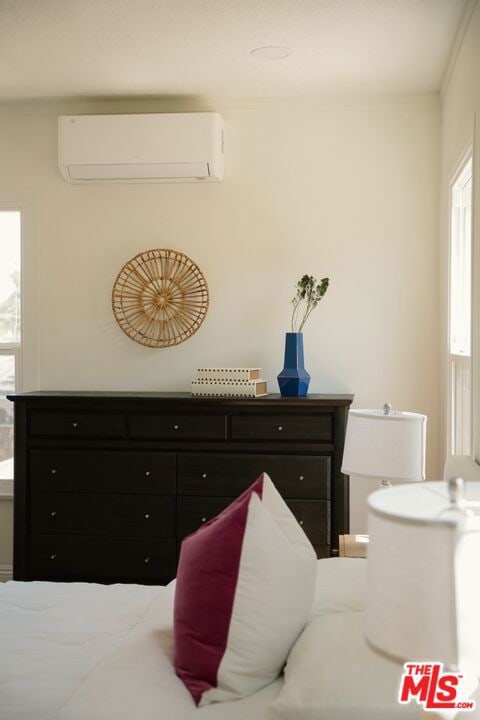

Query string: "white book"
[[196, 367, 261, 382], [191, 379, 268, 398]]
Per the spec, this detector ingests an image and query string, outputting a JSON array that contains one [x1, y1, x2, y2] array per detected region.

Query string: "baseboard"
[[0, 565, 13, 582]]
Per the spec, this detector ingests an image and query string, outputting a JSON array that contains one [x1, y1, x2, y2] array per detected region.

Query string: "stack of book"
[[191, 368, 268, 398]]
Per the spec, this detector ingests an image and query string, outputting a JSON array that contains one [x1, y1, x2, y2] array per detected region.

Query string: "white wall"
[[440, 1, 480, 470], [0, 96, 441, 563]]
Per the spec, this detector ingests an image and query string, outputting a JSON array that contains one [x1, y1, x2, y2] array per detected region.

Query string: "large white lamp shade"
[[341, 409, 427, 483], [365, 481, 480, 675]]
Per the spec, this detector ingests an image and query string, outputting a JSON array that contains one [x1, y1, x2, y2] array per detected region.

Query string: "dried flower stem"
[[291, 275, 329, 333]]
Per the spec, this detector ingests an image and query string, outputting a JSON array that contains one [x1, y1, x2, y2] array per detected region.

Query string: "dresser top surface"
[[7, 391, 353, 407]]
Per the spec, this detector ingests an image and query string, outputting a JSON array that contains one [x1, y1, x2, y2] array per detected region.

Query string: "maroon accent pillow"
[[173, 473, 316, 706], [174, 476, 264, 703]]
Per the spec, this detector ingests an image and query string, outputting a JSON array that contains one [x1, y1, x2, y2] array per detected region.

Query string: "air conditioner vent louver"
[[58, 113, 224, 184]]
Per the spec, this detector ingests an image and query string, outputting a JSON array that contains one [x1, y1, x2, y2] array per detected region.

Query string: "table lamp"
[[365, 479, 480, 718], [341, 404, 427, 534]]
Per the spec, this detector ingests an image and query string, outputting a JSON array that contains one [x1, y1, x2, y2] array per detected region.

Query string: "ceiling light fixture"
[[250, 46, 291, 60]]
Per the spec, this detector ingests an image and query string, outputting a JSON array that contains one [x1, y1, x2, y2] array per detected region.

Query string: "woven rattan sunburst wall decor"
[[112, 249, 209, 348]]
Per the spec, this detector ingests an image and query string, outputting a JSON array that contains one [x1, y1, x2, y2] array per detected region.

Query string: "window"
[[0, 211, 21, 481], [449, 155, 473, 456]]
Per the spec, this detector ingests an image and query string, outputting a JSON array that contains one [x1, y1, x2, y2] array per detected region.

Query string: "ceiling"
[[0, 0, 470, 102]]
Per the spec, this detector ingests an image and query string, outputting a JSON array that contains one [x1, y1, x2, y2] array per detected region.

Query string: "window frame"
[[450, 158, 472, 357], [472, 130, 480, 466], [0, 209, 22, 392], [0, 192, 38, 496], [447, 147, 474, 457]]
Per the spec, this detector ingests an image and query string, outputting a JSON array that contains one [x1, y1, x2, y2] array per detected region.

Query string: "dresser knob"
[[51, 468, 58, 475], [201, 517, 207, 523], [145, 471, 151, 477], [144, 557, 150, 563], [202, 472, 207, 479], [299, 519, 304, 526], [50, 554, 57, 560], [299, 475, 304, 481], [50, 511, 57, 517], [173, 424, 180, 430], [72, 422, 79, 428], [144, 513, 150, 519], [277, 425, 283, 431]]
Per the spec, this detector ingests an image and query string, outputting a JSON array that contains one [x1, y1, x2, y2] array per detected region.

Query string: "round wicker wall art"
[[112, 249, 209, 348]]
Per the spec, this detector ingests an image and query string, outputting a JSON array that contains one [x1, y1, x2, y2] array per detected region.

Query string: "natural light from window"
[[449, 157, 472, 456], [0, 210, 21, 481]]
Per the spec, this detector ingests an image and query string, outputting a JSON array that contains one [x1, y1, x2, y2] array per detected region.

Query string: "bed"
[[0, 558, 358, 720], [1, 559, 478, 720]]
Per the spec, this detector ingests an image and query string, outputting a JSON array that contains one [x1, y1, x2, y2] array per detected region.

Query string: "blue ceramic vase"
[[277, 332, 311, 397]]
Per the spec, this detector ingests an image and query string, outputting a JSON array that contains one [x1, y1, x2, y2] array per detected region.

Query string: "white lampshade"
[[365, 481, 480, 675], [341, 409, 426, 482]]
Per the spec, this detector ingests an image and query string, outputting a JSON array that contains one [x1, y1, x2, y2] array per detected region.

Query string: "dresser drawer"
[[177, 496, 330, 546], [230, 414, 333, 442], [29, 410, 125, 438], [28, 535, 176, 583], [29, 450, 176, 494], [288, 500, 330, 543], [129, 413, 226, 440], [31, 493, 175, 538], [178, 453, 330, 499]]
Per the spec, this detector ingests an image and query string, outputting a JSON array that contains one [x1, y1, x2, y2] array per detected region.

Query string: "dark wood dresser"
[[8, 392, 353, 584]]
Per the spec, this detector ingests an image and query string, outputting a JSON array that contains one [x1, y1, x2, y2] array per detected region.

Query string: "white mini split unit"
[[58, 112, 225, 183]]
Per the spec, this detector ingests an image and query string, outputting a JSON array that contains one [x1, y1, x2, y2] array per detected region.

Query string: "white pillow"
[[313, 558, 366, 615], [268, 612, 418, 720], [174, 473, 317, 705]]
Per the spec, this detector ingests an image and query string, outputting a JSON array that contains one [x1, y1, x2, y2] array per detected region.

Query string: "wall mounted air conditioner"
[[58, 112, 225, 183]]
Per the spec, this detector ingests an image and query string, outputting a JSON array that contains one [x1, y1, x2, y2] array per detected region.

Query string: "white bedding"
[[0, 576, 281, 720], [0, 581, 163, 720], [56, 583, 281, 720], [6, 558, 474, 720]]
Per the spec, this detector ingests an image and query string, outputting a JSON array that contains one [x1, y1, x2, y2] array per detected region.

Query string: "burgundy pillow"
[[173, 473, 317, 706]]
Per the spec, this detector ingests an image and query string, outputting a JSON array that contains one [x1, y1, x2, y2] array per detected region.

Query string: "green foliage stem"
[[291, 274, 329, 333]]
